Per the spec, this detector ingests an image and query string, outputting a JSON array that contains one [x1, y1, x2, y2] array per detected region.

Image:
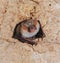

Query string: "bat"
[[12, 18, 45, 45]]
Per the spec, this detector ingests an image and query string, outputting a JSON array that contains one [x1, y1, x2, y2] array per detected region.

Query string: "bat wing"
[[35, 20, 45, 39], [12, 22, 37, 45]]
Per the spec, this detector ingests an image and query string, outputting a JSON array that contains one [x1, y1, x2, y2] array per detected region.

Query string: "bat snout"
[[28, 25, 36, 32], [30, 25, 36, 29]]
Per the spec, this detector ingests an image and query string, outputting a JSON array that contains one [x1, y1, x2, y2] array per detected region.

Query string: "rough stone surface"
[[0, 0, 60, 63]]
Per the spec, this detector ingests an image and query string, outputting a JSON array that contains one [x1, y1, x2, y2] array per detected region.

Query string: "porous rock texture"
[[0, 0, 60, 63]]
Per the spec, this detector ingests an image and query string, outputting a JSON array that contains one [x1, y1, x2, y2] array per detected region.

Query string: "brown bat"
[[12, 18, 45, 45]]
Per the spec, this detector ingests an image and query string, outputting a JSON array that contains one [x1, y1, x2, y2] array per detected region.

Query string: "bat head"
[[21, 19, 39, 32], [21, 19, 40, 38]]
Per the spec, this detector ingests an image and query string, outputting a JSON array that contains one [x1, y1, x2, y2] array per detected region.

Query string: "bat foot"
[[28, 41, 37, 46]]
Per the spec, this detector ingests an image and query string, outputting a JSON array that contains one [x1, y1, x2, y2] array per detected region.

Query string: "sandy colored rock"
[[0, 0, 60, 63]]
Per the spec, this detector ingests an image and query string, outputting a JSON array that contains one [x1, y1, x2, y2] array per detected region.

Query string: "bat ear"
[[40, 24, 46, 38], [12, 28, 17, 38], [12, 27, 20, 40], [12, 23, 20, 39], [35, 20, 46, 38]]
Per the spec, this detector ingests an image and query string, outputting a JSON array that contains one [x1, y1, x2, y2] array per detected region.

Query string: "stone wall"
[[0, 0, 60, 63]]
